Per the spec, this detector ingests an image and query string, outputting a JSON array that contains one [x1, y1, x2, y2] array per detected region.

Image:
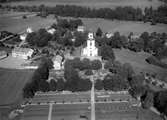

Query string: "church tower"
[[82, 32, 98, 57]]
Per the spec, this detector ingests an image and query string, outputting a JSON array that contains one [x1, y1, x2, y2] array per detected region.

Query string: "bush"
[[103, 74, 129, 91], [22, 15, 27, 19], [85, 69, 93, 76], [154, 90, 167, 116], [91, 60, 102, 70], [95, 79, 103, 90]]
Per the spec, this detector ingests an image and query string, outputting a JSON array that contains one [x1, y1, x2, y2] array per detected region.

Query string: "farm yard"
[[0, 68, 34, 105], [2, 0, 163, 9]]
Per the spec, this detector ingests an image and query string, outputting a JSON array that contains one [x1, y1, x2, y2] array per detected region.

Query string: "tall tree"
[[96, 27, 103, 37]]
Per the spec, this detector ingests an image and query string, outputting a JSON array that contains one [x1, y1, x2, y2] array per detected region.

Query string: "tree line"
[[1, 4, 167, 24]]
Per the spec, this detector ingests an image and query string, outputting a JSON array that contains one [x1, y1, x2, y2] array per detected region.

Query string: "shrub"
[[85, 69, 93, 76]]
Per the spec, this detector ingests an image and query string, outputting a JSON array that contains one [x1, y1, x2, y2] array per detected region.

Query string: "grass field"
[[3, 0, 163, 9], [0, 68, 34, 105], [114, 48, 167, 81]]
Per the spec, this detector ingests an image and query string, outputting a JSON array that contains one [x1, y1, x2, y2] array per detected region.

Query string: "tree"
[[77, 79, 92, 91], [96, 27, 103, 37], [104, 60, 113, 69], [85, 69, 93, 76], [140, 32, 150, 51], [122, 63, 134, 79], [128, 74, 145, 88], [103, 74, 128, 91], [81, 58, 91, 70], [74, 32, 87, 47], [56, 78, 65, 91], [129, 86, 146, 99], [95, 79, 103, 90], [36, 29, 52, 47], [49, 79, 57, 91], [38, 80, 50, 92], [40, 57, 54, 69], [64, 64, 80, 91], [23, 83, 35, 98], [100, 45, 115, 60], [154, 90, 167, 116], [91, 60, 102, 70], [141, 90, 154, 109], [26, 29, 52, 47], [71, 57, 82, 69], [110, 32, 122, 48]]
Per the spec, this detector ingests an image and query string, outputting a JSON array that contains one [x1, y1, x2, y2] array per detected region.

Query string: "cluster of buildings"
[[1, 25, 116, 70], [12, 26, 101, 70]]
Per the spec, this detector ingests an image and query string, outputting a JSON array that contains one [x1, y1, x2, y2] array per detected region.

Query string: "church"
[[82, 32, 99, 59]]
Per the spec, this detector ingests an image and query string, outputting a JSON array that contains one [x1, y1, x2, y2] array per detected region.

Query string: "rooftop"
[[12, 47, 33, 54]]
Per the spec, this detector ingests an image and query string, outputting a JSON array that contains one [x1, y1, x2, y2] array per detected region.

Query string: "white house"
[[20, 27, 33, 41], [20, 33, 27, 41], [47, 28, 56, 35], [105, 32, 113, 38], [82, 32, 98, 57], [12, 48, 34, 59], [52, 55, 63, 70], [26, 27, 33, 33], [77, 26, 85, 32]]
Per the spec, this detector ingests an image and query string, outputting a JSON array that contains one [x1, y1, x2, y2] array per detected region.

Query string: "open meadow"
[[0, 68, 34, 105], [3, 0, 163, 9]]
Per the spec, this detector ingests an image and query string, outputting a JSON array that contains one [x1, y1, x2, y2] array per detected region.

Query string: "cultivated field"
[[0, 68, 34, 105], [3, 0, 163, 9], [81, 18, 167, 35], [1, 11, 167, 35], [114, 48, 167, 81], [0, 11, 57, 33]]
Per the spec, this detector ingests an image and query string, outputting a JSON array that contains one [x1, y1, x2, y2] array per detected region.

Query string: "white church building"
[[82, 32, 98, 58]]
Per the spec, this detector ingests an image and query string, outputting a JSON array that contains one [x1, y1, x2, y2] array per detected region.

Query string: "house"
[[20, 33, 27, 41], [77, 26, 86, 32], [129, 34, 140, 41], [47, 28, 56, 35], [105, 32, 113, 38], [12, 47, 34, 59], [26, 27, 33, 33], [52, 55, 63, 70], [82, 32, 98, 57], [20, 27, 33, 41], [0, 51, 7, 59]]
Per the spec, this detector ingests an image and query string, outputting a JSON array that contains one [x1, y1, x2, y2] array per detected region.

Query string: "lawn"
[[0, 68, 34, 105], [114, 48, 167, 81], [2, 0, 163, 9]]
